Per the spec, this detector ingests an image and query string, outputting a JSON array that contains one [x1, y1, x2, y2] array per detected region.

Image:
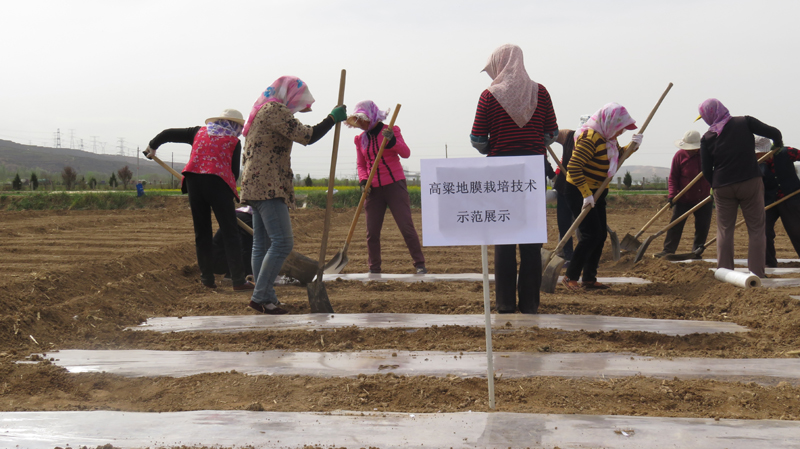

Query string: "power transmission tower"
[[80, 139, 84, 151], [91, 136, 98, 153], [55, 129, 61, 148], [70, 129, 75, 149], [118, 138, 126, 156]]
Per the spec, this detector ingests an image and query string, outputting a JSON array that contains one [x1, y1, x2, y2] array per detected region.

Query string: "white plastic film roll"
[[714, 268, 761, 288]]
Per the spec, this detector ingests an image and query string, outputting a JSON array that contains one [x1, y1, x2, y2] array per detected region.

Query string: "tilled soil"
[[2, 195, 800, 429]]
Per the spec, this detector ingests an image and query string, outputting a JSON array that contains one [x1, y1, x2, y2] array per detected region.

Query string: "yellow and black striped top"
[[566, 128, 611, 198]]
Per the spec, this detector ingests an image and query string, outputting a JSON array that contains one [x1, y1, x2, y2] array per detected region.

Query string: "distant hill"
[[0, 139, 186, 181], [614, 165, 670, 185]]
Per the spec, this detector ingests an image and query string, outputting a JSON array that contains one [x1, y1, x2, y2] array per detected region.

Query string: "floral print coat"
[[241, 102, 313, 208]]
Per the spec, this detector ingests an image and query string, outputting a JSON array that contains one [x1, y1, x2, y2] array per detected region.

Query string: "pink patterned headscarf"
[[698, 98, 732, 136], [575, 102, 637, 178], [483, 44, 539, 128], [349, 100, 389, 148], [243, 76, 315, 137]]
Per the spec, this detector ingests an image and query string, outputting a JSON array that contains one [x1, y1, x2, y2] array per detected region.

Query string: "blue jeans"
[[250, 199, 294, 305]]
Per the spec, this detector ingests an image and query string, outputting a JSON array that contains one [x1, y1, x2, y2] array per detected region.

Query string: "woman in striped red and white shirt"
[[470, 43, 558, 314]]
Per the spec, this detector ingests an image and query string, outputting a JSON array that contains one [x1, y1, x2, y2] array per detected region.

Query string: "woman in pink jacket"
[[347, 100, 426, 274]]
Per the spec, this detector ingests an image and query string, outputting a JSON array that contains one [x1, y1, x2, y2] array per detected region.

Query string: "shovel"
[[635, 146, 783, 262], [323, 105, 402, 274], [619, 172, 705, 252], [544, 145, 621, 261], [306, 69, 346, 313], [541, 82, 673, 293], [633, 196, 713, 263], [143, 150, 319, 283], [665, 184, 800, 261]]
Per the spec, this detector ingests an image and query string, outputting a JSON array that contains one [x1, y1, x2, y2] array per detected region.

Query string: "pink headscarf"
[[575, 102, 637, 178], [698, 98, 732, 136], [242, 76, 315, 137], [483, 44, 539, 128], [350, 100, 389, 148]]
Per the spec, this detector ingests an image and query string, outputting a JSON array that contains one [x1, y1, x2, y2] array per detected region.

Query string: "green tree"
[[12, 173, 22, 190], [78, 176, 87, 190], [304, 174, 313, 187], [62, 166, 77, 190], [89, 177, 97, 189], [109, 173, 118, 188], [623, 171, 632, 189], [117, 165, 133, 190], [30, 172, 38, 191]]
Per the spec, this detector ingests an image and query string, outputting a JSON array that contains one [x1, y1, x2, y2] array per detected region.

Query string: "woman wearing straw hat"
[[470, 43, 558, 314], [756, 136, 800, 266], [241, 76, 347, 315], [145, 108, 254, 292], [654, 130, 712, 258]]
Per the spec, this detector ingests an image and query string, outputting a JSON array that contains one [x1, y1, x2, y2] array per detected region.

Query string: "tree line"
[[8, 165, 136, 191]]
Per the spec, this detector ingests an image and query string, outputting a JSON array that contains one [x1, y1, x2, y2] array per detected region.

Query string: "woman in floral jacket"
[[241, 76, 346, 314]]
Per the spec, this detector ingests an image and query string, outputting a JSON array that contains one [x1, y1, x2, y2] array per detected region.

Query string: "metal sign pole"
[[481, 244, 495, 409]]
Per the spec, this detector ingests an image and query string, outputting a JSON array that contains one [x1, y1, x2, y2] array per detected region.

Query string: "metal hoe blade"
[[633, 234, 656, 263], [619, 233, 642, 253], [306, 274, 334, 313], [607, 226, 621, 261], [322, 250, 348, 275], [541, 254, 567, 293]]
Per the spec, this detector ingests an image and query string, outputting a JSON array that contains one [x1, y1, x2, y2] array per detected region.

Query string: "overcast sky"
[[2, 0, 797, 179]]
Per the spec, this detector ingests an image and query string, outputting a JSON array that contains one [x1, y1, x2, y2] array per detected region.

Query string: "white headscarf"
[[483, 44, 539, 128]]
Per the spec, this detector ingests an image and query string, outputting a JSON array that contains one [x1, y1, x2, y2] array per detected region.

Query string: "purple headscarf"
[[349, 100, 389, 148], [243, 76, 315, 137], [698, 98, 732, 136]]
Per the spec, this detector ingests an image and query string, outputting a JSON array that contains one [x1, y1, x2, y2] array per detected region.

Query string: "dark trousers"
[[662, 201, 713, 254], [364, 179, 425, 272], [766, 194, 800, 267], [212, 211, 254, 276], [556, 189, 574, 260], [565, 183, 607, 283], [184, 173, 246, 286], [494, 243, 541, 314]]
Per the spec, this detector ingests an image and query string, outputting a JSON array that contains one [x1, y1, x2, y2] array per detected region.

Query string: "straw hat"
[[205, 109, 245, 125], [754, 136, 771, 153], [674, 130, 701, 150]]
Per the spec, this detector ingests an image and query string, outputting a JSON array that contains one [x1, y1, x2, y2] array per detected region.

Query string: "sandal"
[[561, 276, 581, 292], [582, 281, 611, 290]]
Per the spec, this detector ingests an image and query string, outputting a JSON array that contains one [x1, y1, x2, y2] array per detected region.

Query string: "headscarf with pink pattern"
[[575, 102, 637, 178], [243, 76, 315, 137], [698, 98, 732, 136], [483, 44, 539, 128], [348, 100, 389, 148]]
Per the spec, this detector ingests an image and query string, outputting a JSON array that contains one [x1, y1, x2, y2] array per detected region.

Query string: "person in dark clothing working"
[[552, 115, 590, 265], [470, 43, 558, 314], [756, 136, 800, 266], [212, 206, 254, 278], [699, 98, 783, 278], [654, 130, 712, 258], [146, 109, 254, 292]]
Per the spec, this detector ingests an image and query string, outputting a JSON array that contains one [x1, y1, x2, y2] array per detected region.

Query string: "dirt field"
[[2, 195, 800, 441]]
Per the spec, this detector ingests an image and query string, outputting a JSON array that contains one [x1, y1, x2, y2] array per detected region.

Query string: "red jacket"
[[668, 149, 710, 205], [356, 124, 410, 188], [183, 127, 240, 200]]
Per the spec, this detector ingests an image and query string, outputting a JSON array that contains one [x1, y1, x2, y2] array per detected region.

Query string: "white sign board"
[[420, 156, 547, 247]]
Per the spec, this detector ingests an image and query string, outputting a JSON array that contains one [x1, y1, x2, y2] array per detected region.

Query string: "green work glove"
[[329, 105, 347, 123]]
